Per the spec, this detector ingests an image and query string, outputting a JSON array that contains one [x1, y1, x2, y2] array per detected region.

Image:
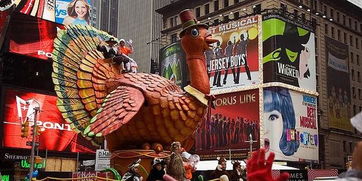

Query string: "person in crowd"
[[263, 87, 299, 157], [122, 159, 143, 181], [118, 39, 138, 73], [230, 161, 246, 181], [209, 157, 230, 180], [336, 141, 362, 180], [223, 40, 234, 85], [63, 0, 90, 25], [166, 142, 185, 181], [147, 158, 166, 181]]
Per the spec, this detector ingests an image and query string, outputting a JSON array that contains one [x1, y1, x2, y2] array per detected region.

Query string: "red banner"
[[0, 7, 13, 49], [8, 13, 63, 60], [2, 87, 96, 153], [195, 89, 260, 158]]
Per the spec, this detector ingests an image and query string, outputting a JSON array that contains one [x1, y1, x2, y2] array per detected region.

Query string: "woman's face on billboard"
[[263, 109, 283, 153], [75, 1, 87, 19]]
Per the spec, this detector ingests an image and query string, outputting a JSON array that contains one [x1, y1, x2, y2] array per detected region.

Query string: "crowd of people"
[[195, 114, 259, 151]]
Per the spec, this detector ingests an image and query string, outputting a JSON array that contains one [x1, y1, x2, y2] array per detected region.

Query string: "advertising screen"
[[55, 0, 91, 25], [2, 87, 96, 153], [207, 15, 261, 94], [325, 36, 353, 131], [159, 42, 188, 87], [195, 89, 259, 159], [17, 0, 55, 22], [262, 15, 316, 92], [262, 87, 318, 161], [8, 12, 63, 60], [0, 6, 12, 49]]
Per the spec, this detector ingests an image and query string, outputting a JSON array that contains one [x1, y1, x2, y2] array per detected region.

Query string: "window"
[[234, 12, 239, 19], [337, 29, 341, 40], [349, 142, 353, 153], [323, 5, 327, 15], [336, 12, 340, 22], [171, 34, 177, 43], [301, 13, 305, 21], [359, 89, 362, 100], [196, 7, 201, 17], [349, 18, 352, 28], [351, 52, 354, 63], [353, 105, 357, 115], [355, 21, 358, 31], [325, 24, 328, 34], [343, 15, 346, 25], [352, 69, 355, 80], [358, 71, 361, 82], [357, 54, 360, 65], [350, 35, 353, 46], [356, 38, 359, 49], [214, 0, 219, 11], [253, 4, 261, 14], [170, 17, 174, 27], [344, 32, 347, 44], [281, 3, 287, 12], [331, 27, 335, 38], [224, 0, 229, 7], [330, 8, 334, 19], [353, 87, 356, 98], [343, 140, 346, 152], [205, 4, 210, 15], [293, 9, 298, 19]]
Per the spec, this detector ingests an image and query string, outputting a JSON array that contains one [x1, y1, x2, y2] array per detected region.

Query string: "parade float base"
[[110, 149, 171, 178]]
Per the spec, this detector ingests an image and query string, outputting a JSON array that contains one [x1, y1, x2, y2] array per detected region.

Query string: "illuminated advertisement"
[[2, 87, 96, 153], [207, 15, 261, 94], [195, 89, 259, 159], [262, 87, 318, 161], [325, 36, 353, 131], [262, 15, 316, 92], [0, 5, 12, 49], [159, 42, 188, 87], [17, 0, 55, 22], [55, 0, 91, 25], [8, 12, 63, 60]]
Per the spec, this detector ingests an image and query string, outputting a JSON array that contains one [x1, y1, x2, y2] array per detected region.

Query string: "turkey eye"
[[191, 28, 199, 37]]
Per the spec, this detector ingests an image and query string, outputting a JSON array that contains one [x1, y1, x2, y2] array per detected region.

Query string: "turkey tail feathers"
[[52, 25, 118, 139]]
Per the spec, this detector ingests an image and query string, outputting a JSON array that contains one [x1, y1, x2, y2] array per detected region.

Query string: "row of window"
[[322, 3, 362, 33], [352, 87, 362, 100], [168, 0, 261, 29], [325, 24, 362, 49], [350, 52, 360, 66]]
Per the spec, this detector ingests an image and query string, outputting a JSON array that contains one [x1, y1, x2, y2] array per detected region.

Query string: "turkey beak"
[[205, 33, 218, 49]]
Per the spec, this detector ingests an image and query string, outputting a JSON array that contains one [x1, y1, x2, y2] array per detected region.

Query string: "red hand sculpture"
[[247, 148, 289, 181]]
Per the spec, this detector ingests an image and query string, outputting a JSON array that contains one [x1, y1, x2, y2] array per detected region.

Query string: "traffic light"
[[33, 125, 45, 136], [21, 121, 29, 138]]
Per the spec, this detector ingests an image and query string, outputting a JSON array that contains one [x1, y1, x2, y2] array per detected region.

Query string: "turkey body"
[[105, 73, 206, 151]]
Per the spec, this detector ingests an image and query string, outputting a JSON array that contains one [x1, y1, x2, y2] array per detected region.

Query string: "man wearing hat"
[[122, 159, 143, 181], [97, 37, 119, 59], [147, 158, 166, 181], [117, 39, 138, 73]]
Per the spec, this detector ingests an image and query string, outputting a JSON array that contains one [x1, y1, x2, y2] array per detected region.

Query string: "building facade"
[[91, 0, 170, 73], [156, 0, 362, 169]]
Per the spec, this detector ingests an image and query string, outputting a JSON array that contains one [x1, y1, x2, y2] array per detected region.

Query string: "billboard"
[[2, 87, 97, 153], [262, 87, 318, 161], [159, 42, 188, 87], [0, 5, 13, 49], [195, 89, 259, 159], [17, 0, 55, 22], [325, 36, 353, 131], [55, 0, 91, 25], [262, 15, 316, 92], [8, 12, 63, 60], [207, 15, 261, 94]]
